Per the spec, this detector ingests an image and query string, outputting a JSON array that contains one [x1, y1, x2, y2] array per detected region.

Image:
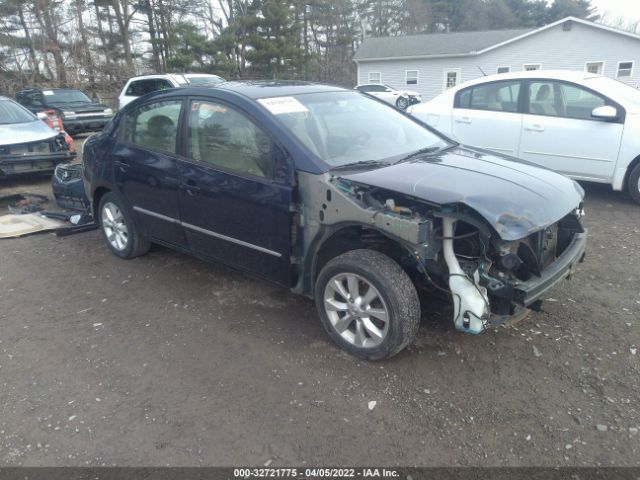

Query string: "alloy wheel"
[[101, 202, 129, 251], [323, 273, 389, 348]]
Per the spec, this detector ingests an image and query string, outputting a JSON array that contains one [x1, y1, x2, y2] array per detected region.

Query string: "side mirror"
[[591, 105, 618, 120]]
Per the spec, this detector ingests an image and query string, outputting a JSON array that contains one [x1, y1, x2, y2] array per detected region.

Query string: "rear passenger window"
[[456, 81, 520, 112], [456, 88, 471, 108], [124, 99, 182, 154], [186, 100, 273, 178], [469, 81, 520, 112]]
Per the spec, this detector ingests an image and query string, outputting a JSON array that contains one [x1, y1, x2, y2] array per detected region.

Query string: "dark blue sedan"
[[83, 81, 586, 360]]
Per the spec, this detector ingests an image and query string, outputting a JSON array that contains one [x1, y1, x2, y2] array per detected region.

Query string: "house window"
[[617, 61, 634, 78], [443, 69, 460, 90], [496, 66, 510, 74], [523, 64, 541, 71], [585, 62, 604, 75], [406, 70, 418, 85], [368, 72, 381, 84]]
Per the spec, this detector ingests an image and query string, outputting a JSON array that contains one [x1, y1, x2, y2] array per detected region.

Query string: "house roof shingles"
[[353, 28, 532, 61]]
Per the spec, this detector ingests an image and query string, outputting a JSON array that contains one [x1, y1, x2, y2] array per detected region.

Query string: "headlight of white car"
[[62, 111, 77, 119]]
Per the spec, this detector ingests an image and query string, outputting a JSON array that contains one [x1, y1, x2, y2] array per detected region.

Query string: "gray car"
[[0, 96, 75, 177]]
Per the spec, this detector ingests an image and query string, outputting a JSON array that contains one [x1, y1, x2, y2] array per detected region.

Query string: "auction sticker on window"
[[257, 96, 308, 115], [42, 90, 54, 96]]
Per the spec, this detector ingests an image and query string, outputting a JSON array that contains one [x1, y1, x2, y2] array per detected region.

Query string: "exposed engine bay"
[[296, 172, 586, 334]]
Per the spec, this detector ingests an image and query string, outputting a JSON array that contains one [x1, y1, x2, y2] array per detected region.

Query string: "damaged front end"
[[299, 171, 586, 334], [0, 133, 75, 176]]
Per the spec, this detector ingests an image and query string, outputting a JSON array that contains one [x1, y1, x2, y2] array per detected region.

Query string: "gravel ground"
[[0, 158, 639, 467]]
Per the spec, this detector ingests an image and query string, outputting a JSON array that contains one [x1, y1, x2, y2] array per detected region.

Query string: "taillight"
[[42, 109, 64, 132]]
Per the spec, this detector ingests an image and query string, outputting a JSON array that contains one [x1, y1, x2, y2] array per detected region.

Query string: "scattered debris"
[[0, 193, 48, 214], [631, 347, 637, 355], [596, 424, 608, 432], [368, 401, 377, 411], [0, 213, 65, 238], [532, 345, 543, 357]]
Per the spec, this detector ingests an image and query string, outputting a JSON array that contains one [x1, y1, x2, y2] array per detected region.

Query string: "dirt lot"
[[0, 153, 639, 466]]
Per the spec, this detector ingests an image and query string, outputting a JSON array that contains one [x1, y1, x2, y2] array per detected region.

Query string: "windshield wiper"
[[398, 146, 444, 162], [330, 160, 389, 171]]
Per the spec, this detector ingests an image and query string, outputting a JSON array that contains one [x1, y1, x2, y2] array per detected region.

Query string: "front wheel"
[[627, 163, 640, 204], [98, 192, 150, 259], [396, 96, 409, 110], [315, 249, 421, 360]]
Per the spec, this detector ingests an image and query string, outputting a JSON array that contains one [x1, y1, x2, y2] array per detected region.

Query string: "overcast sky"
[[590, 0, 640, 23]]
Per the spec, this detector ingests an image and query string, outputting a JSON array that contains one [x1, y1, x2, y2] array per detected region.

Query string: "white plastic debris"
[[368, 401, 377, 411], [532, 346, 542, 357]]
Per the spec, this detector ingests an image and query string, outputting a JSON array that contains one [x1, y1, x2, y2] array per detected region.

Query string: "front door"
[[113, 98, 186, 247], [177, 98, 293, 286], [518, 80, 624, 181], [451, 79, 523, 156]]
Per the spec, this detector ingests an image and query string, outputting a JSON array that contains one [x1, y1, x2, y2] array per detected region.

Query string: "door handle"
[[455, 117, 472, 124], [180, 180, 201, 196], [524, 124, 544, 132]]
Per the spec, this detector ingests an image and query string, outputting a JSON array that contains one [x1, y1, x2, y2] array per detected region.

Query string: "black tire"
[[627, 163, 640, 205], [314, 249, 420, 360], [396, 97, 409, 110], [98, 192, 150, 259]]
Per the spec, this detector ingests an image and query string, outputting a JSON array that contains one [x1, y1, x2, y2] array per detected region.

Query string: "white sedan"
[[410, 70, 640, 204], [355, 84, 421, 110]]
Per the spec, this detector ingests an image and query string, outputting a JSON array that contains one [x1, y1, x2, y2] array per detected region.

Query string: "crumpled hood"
[[0, 120, 57, 146], [339, 146, 584, 241]]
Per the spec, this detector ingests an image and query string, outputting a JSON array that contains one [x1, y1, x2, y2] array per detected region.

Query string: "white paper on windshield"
[[258, 96, 308, 115], [42, 90, 54, 95]]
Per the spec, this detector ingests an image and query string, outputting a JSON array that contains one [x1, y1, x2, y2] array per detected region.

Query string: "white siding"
[[357, 22, 640, 100]]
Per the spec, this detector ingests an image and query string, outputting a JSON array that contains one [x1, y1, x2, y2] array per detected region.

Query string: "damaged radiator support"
[[442, 217, 490, 334]]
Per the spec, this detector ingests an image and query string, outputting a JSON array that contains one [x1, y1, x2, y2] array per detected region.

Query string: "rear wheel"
[[627, 163, 640, 205], [315, 249, 420, 360], [99, 192, 150, 259]]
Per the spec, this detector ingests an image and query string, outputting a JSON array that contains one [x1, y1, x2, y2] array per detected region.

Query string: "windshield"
[[0, 99, 37, 124], [265, 91, 450, 168], [45, 89, 92, 104], [187, 76, 224, 85]]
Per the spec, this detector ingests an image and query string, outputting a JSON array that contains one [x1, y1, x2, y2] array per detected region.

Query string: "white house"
[[354, 16, 640, 101]]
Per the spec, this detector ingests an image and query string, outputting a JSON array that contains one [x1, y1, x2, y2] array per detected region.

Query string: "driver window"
[[559, 83, 606, 120], [187, 100, 273, 178]]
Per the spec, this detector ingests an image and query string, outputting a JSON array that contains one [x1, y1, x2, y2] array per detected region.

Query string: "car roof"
[[454, 69, 601, 90], [126, 74, 186, 82], [208, 80, 348, 99], [184, 73, 223, 78]]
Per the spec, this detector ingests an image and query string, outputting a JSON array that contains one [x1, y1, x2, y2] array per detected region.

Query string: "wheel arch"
[[305, 223, 419, 297], [622, 153, 640, 192], [92, 186, 112, 218]]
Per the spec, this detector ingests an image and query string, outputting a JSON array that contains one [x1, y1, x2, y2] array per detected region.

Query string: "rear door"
[[518, 80, 624, 181], [177, 98, 294, 286], [112, 97, 186, 247], [451, 80, 523, 156]]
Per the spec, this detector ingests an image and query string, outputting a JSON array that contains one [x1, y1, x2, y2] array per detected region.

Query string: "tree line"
[[0, 0, 596, 98]]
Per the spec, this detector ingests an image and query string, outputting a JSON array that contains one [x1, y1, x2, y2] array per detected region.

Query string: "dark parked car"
[[82, 81, 587, 360], [0, 96, 75, 176], [16, 88, 113, 135]]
